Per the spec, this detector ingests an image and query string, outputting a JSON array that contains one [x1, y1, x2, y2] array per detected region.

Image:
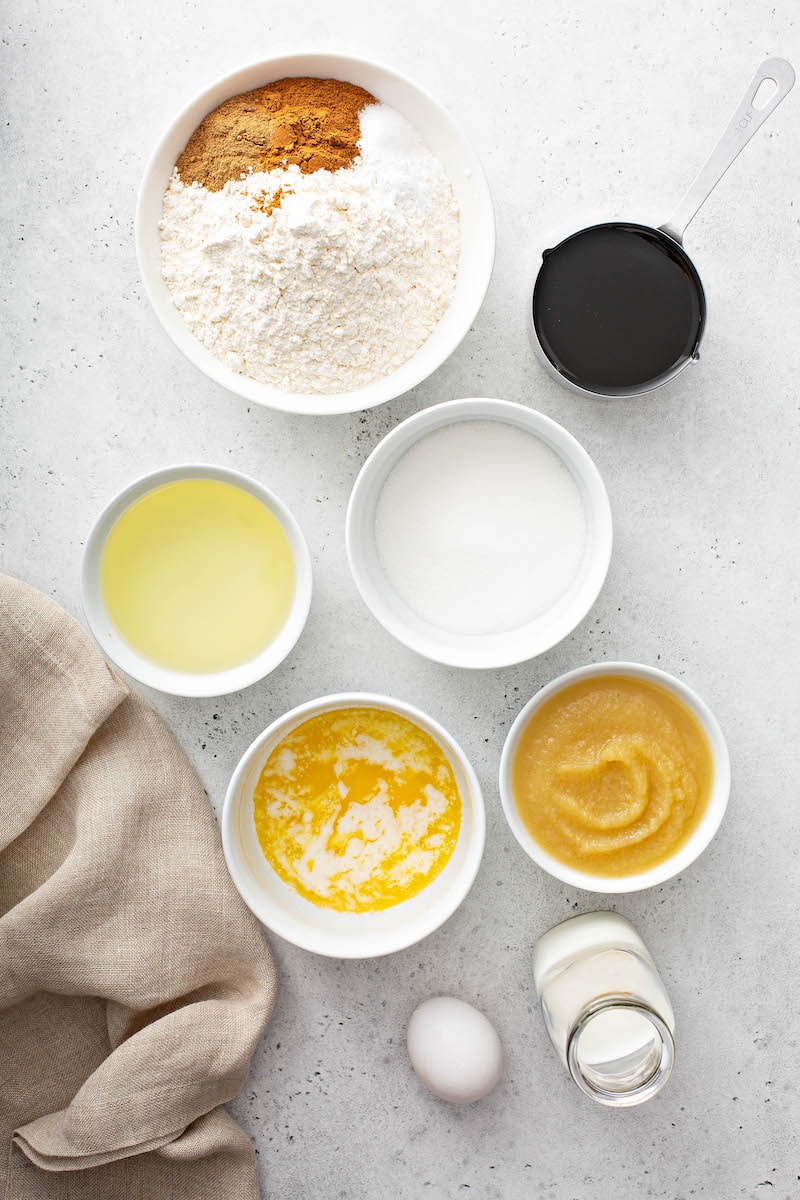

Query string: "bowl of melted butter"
[[222, 693, 485, 957]]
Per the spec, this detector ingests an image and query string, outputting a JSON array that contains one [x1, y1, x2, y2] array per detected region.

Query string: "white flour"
[[160, 104, 460, 394]]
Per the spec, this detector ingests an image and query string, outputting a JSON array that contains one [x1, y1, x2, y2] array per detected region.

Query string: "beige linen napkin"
[[0, 574, 277, 1199]]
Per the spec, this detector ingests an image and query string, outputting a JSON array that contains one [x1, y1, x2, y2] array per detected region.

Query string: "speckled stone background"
[[2, 1, 800, 1197]]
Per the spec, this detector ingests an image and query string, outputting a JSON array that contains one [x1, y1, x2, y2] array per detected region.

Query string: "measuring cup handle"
[[659, 57, 795, 244]]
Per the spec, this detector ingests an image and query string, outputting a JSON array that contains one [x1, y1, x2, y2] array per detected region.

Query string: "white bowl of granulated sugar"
[[136, 53, 495, 416], [346, 398, 613, 669]]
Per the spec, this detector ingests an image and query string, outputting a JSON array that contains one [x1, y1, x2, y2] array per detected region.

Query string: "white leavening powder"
[[375, 420, 587, 635], [159, 103, 460, 394]]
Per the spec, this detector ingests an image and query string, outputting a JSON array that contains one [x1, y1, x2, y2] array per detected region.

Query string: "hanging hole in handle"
[[752, 76, 778, 109]]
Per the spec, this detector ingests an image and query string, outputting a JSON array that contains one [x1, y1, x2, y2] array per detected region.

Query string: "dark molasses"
[[533, 223, 705, 396]]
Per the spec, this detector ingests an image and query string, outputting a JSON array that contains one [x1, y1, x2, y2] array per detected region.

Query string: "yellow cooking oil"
[[100, 478, 295, 673]]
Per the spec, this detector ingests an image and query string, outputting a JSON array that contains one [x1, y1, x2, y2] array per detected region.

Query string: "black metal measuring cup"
[[531, 58, 795, 398]]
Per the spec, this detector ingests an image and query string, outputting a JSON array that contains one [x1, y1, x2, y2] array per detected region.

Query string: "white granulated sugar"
[[159, 103, 460, 394], [375, 420, 588, 636]]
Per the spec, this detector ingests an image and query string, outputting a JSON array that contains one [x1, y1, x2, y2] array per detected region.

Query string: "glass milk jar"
[[533, 912, 675, 1107]]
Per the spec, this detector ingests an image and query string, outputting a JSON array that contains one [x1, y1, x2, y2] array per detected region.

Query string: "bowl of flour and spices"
[[136, 54, 495, 415]]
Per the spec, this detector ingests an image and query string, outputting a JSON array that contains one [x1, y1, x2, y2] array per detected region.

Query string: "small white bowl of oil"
[[81, 463, 312, 697], [222, 692, 485, 958]]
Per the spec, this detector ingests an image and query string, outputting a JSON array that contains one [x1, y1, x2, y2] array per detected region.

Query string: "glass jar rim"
[[566, 997, 675, 1107]]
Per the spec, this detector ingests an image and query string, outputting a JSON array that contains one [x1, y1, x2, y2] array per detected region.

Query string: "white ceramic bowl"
[[135, 52, 495, 416], [346, 398, 613, 669], [499, 661, 731, 893], [81, 463, 312, 697], [222, 692, 485, 958]]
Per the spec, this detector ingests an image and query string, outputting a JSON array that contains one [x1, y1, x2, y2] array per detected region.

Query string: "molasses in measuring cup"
[[532, 58, 794, 397]]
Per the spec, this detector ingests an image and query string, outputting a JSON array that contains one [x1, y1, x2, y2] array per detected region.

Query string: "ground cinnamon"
[[175, 77, 377, 191], [250, 186, 285, 216]]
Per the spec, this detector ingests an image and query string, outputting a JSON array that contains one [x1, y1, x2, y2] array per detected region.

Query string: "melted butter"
[[512, 675, 714, 876], [253, 707, 462, 912]]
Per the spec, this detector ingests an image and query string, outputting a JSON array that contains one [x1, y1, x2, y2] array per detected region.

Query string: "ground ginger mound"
[[175, 76, 377, 191]]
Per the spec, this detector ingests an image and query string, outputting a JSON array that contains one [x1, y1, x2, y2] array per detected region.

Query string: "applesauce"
[[511, 674, 714, 877]]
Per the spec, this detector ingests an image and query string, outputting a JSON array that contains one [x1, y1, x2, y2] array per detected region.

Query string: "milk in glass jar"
[[533, 912, 675, 1107]]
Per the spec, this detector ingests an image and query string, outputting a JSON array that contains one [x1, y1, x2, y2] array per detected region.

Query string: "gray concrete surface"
[[2, 1, 799, 1196]]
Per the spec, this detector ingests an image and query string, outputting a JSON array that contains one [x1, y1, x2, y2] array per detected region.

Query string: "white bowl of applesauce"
[[222, 692, 485, 958], [499, 662, 731, 893]]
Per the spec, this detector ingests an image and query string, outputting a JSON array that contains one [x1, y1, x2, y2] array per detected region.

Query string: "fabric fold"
[[0, 574, 275, 1199]]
